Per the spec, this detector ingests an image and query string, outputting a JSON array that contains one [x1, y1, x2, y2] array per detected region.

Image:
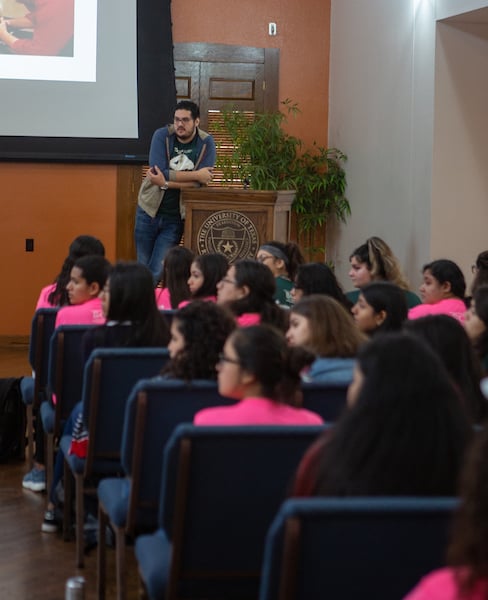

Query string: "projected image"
[[0, 0, 74, 56]]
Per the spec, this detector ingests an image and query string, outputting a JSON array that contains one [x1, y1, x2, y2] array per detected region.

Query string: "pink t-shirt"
[[178, 296, 217, 309], [194, 396, 324, 426], [408, 298, 467, 324], [55, 297, 105, 328], [35, 283, 57, 309], [236, 313, 261, 327], [155, 287, 171, 310], [404, 567, 488, 600]]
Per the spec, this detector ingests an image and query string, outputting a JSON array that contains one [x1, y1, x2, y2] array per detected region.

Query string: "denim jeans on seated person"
[[134, 206, 184, 283]]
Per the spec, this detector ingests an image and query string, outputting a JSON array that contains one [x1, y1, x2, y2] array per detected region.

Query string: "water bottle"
[[65, 576, 85, 600]]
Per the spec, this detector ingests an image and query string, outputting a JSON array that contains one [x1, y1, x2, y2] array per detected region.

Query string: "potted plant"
[[215, 100, 350, 257]]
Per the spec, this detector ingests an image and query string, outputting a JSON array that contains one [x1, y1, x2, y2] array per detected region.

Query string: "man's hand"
[[195, 167, 214, 185], [147, 165, 167, 188]]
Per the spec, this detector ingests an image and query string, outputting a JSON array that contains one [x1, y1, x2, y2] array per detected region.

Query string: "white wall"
[[328, 0, 488, 294], [432, 19, 488, 283]]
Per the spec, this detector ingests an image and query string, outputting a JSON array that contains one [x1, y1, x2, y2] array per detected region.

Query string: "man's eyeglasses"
[[174, 117, 193, 124]]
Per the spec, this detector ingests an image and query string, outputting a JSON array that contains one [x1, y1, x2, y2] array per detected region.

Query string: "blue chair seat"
[[135, 530, 172, 599]]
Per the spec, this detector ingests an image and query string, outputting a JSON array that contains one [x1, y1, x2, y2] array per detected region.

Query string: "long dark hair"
[[404, 315, 487, 423], [448, 428, 488, 595], [259, 240, 305, 280], [306, 333, 471, 496], [226, 259, 288, 331], [294, 263, 352, 310], [230, 325, 309, 405], [48, 235, 105, 306], [471, 251, 488, 295], [472, 285, 488, 367], [162, 301, 236, 381], [360, 281, 408, 334], [423, 259, 466, 300], [191, 253, 229, 299], [158, 246, 193, 308], [104, 261, 170, 346]]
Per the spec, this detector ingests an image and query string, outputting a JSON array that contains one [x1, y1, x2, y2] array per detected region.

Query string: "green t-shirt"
[[158, 137, 199, 218], [274, 275, 294, 308]]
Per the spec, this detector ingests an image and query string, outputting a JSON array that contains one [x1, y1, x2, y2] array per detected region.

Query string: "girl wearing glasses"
[[256, 240, 305, 308], [194, 325, 323, 425]]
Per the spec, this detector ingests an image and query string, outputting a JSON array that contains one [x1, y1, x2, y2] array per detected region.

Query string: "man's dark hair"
[[174, 100, 200, 120]]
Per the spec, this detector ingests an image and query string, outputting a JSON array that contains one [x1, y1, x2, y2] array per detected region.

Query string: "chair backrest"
[[160, 424, 325, 599], [47, 325, 96, 435], [301, 382, 348, 421], [81, 347, 170, 476], [28, 308, 58, 404], [259, 497, 459, 600], [121, 378, 232, 534]]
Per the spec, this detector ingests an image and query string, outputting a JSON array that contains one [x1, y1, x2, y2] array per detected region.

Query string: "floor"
[[0, 338, 140, 599]]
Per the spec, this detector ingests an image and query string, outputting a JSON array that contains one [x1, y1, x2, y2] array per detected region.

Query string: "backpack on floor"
[[0, 377, 25, 462]]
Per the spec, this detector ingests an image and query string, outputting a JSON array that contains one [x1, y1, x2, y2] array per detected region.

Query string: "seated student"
[[42, 261, 170, 532], [36, 235, 105, 309], [178, 252, 228, 308], [464, 284, 488, 374], [286, 295, 366, 384], [291, 262, 352, 310], [194, 325, 324, 426], [257, 240, 305, 308], [154, 245, 193, 309], [347, 236, 421, 308], [352, 281, 408, 336], [22, 235, 105, 490], [292, 333, 471, 497], [216, 259, 288, 331], [54, 255, 111, 327], [404, 315, 487, 424], [162, 300, 236, 381], [404, 428, 488, 600], [22, 254, 110, 494], [408, 259, 467, 323], [469, 250, 488, 297]]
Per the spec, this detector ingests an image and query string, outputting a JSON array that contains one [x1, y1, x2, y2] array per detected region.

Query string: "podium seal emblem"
[[197, 211, 259, 261]]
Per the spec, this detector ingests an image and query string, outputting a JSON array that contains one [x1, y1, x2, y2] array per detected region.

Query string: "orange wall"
[[0, 0, 330, 335], [172, 0, 330, 148], [0, 163, 117, 335]]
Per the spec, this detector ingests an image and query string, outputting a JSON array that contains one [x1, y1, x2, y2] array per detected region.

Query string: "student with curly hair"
[[257, 240, 305, 307], [216, 259, 288, 331], [405, 428, 488, 600], [162, 301, 236, 381], [408, 259, 467, 323], [286, 295, 366, 384], [292, 333, 471, 497], [194, 325, 324, 425], [347, 236, 420, 308]]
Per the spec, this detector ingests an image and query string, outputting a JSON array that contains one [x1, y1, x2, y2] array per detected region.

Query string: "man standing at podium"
[[135, 100, 216, 281]]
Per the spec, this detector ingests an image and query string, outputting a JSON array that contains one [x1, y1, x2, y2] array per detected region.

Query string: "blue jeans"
[[134, 205, 184, 282]]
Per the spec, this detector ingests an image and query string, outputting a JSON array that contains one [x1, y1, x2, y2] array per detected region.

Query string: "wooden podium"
[[182, 187, 295, 260]]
